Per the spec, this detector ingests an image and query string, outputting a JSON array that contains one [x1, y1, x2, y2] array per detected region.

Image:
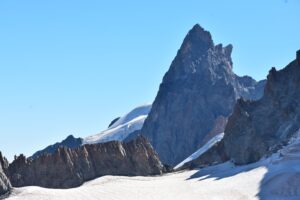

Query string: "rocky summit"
[[0, 152, 11, 197], [7, 136, 164, 189], [224, 50, 300, 164], [140, 24, 265, 166]]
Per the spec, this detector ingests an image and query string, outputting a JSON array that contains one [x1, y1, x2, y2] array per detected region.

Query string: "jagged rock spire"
[[141, 24, 265, 166], [179, 24, 214, 58]]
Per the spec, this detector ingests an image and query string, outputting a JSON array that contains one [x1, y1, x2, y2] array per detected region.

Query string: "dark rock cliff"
[[181, 50, 300, 169], [0, 152, 11, 197], [7, 136, 164, 189], [224, 51, 300, 164], [140, 24, 265, 166]]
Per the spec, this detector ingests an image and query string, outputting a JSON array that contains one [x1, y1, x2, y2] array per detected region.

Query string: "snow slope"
[[7, 166, 265, 200], [174, 132, 224, 170], [83, 104, 152, 144], [7, 130, 300, 200]]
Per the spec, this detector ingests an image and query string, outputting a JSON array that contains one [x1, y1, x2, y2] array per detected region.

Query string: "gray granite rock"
[[140, 24, 265, 166]]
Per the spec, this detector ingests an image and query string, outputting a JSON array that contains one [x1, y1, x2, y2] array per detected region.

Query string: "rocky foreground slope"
[[141, 24, 265, 166], [7, 136, 164, 189]]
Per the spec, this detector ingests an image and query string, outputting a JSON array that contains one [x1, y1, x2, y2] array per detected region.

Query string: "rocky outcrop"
[[7, 136, 164, 189], [0, 152, 11, 197], [140, 24, 265, 166], [224, 51, 300, 165], [31, 135, 83, 160]]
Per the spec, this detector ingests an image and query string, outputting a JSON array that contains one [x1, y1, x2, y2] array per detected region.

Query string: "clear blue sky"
[[0, 0, 299, 161]]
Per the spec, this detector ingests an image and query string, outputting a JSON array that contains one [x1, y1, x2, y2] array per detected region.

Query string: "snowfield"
[[7, 167, 265, 200], [7, 131, 300, 200], [83, 104, 152, 144]]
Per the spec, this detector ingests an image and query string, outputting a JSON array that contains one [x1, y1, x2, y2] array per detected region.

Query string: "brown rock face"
[[7, 136, 164, 188], [0, 152, 11, 197]]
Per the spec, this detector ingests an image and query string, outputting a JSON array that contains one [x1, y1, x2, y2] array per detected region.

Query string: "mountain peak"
[[297, 49, 300, 64], [190, 24, 206, 33], [179, 24, 214, 57], [142, 25, 265, 166], [65, 135, 75, 140]]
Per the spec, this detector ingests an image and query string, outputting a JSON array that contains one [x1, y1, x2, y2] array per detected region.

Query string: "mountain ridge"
[[7, 136, 164, 189]]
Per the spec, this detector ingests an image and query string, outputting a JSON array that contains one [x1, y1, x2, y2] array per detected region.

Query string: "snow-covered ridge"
[[174, 132, 224, 170], [109, 104, 152, 129], [83, 104, 152, 144]]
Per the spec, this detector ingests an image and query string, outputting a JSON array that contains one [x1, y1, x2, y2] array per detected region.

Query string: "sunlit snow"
[[83, 104, 151, 144]]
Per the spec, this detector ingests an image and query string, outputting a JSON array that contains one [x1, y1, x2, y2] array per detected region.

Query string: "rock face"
[[224, 51, 300, 164], [31, 135, 83, 160], [0, 152, 11, 197], [141, 24, 265, 166], [7, 136, 164, 188]]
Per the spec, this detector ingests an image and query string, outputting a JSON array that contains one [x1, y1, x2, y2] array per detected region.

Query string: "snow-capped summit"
[[109, 104, 152, 129], [83, 104, 152, 144]]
